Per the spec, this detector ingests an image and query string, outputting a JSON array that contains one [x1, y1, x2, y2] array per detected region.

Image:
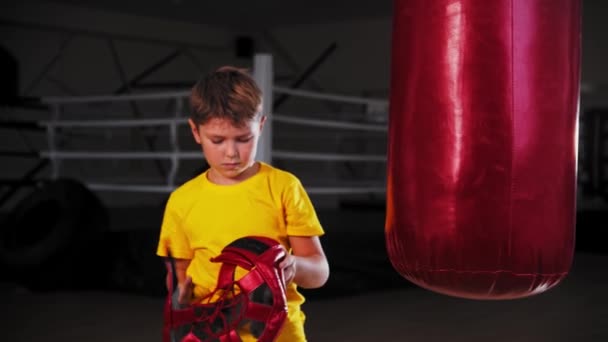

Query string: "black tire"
[[0, 178, 109, 290]]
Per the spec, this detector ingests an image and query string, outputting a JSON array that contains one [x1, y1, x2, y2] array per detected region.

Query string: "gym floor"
[[1, 208, 607, 342]]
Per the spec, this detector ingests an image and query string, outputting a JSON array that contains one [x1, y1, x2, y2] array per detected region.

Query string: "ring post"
[[253, 54, 273, 164]]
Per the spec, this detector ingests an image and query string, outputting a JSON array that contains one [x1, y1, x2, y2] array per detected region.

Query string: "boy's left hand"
[[278, 253, 296, 286]]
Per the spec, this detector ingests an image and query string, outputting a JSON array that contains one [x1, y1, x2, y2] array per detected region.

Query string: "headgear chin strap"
[[163, 236, 288, 342]]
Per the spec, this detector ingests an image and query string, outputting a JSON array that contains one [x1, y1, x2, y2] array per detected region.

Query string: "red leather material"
[[386, 0, 581, 299], [245, 302, 273, 322], [219, 330, 240, 342], [163, 236, 288, 341], [236, 268, 265, 292]]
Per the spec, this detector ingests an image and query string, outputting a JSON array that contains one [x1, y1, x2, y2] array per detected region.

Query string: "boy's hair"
[[190, 66, 262, 126]]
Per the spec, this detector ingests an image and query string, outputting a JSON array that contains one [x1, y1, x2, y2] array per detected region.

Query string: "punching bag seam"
[[507, 0, 515, 262]]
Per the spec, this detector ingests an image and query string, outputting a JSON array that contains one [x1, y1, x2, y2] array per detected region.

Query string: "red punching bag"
[[386, 0, 581, 300]]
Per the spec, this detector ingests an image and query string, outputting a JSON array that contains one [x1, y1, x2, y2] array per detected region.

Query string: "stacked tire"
[[0, 179, 109, 291]]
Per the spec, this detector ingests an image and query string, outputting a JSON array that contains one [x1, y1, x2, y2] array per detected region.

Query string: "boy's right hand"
[[165, 257, 193, 305], [177, 276, 194, 305]]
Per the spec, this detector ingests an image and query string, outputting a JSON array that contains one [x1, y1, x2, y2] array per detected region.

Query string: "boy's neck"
[[207, 162, 261, 185]]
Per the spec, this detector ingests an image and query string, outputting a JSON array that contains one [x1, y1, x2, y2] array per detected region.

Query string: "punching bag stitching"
[[507, 0, 515, 262]]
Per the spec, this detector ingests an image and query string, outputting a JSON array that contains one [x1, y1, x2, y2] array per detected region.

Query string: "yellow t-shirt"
[[157, 162, 324, 342]]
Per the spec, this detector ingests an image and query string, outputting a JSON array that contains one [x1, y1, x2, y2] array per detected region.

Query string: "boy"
[[156, 66, 330, 341]]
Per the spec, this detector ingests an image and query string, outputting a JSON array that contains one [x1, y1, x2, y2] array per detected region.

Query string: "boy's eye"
[[238, 137, 253, 142], [211, 140, 223, 144]]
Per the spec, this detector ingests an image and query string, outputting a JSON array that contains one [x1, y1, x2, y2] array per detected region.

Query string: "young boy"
[[156, 66, 330, 341]]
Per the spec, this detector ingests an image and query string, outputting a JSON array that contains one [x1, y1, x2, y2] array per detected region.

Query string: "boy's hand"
[[278, 253, 297, 286], [177, 276, 194, 305], [164, 257, 193, 305]]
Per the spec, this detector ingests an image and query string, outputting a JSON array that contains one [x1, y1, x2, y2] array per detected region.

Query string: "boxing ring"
[[35, 54, 388, 199]]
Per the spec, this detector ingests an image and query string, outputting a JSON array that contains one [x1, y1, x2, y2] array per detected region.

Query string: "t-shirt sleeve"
[[284, 177, 325, 237], [156, 193, 194, 259]]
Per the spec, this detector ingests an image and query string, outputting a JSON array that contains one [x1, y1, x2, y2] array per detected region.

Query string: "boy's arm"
[[281, 235, 329, 289]]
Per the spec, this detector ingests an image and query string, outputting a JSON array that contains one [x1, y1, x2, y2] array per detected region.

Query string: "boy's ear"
[[258, 115, 267, 132], [188, 118, 202, 144]]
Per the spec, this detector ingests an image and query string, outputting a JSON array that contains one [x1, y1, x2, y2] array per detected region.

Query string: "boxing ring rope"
[[273, 86, 389, 107], [37, 54, 389, 195]]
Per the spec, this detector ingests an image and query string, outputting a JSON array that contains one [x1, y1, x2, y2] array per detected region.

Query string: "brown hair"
[[189, 66, 262, 126]]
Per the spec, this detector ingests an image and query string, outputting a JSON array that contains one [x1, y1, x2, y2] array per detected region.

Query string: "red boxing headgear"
[[163, 236, 288, 342]]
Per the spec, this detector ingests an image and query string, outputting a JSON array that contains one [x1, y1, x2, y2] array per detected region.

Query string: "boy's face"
[[189, 116, 266, 184]]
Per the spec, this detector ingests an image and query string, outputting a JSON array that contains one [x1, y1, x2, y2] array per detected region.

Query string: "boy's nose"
[[225, 142, 238, 157]]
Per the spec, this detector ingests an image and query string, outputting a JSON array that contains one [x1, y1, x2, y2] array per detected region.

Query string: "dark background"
[[1, 1, 608, 341]]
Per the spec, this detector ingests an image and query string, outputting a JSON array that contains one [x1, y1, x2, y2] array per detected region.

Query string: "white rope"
[[39, 151, 202, 160], [306, 186, 386, 195], [41, 115, 387, 132], [273, 86, 388, 107], [273, 114, 387, 132], [42, 87, 386, 106], [41, 90, 190, 104], [85, 182, 385, 195], [40, 150, 386, 162], [87, 183, 174, 193], [272, 150, 386, 162], [39, 118, 188, 128]]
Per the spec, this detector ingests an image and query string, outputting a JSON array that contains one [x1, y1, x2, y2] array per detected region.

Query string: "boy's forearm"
[[293, 254, 330, 289]]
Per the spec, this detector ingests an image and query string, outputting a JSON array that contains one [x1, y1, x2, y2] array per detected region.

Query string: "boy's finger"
[[278, 255, 294, 268], [178, 276, 193, 304], [178, 289, 189, 304]]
